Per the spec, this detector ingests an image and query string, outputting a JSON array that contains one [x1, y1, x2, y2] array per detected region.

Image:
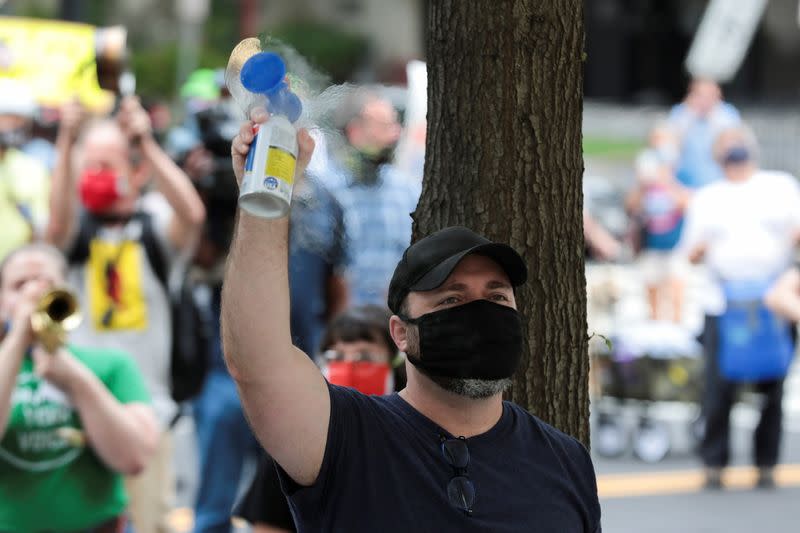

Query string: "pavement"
[[595, 421, 800, 533]]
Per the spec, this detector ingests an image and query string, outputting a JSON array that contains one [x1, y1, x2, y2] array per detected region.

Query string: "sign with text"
[[0, 16, 121, 112]]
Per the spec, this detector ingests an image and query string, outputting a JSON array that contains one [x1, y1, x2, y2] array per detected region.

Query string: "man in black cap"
[[224, 113, 601, 532]]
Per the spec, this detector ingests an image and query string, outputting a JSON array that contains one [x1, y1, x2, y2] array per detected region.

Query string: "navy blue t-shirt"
[[279, 385, 602, 532]]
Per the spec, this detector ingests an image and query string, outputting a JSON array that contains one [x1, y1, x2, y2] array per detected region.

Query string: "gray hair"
[[331, 85, 384, 131]]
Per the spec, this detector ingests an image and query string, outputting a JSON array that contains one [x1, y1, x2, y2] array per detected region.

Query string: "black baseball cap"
[[387, 226, 528, 314]]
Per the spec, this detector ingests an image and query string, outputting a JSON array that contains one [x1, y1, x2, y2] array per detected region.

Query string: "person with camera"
[[0, 243, 158, 532], [46, 96, 206, 533], [223, 111, 601, 531]]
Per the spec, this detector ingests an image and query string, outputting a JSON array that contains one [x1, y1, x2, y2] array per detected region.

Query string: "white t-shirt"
[[678, 170, 800, 314], [67, 191, 179, 427]]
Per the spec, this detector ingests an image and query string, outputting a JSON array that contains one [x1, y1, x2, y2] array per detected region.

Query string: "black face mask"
[[344, 144, 396, 185], [401, 299, 523, 380]]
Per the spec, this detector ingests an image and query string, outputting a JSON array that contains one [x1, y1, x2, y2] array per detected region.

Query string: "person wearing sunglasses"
[[224, 113, 601, 532], [233, 304, 406, 532]]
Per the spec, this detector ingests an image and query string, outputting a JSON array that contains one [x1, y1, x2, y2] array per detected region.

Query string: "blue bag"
[[718, 279, 794, 382]]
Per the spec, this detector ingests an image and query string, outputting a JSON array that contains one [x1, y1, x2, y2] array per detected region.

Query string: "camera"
[[191, 101, 241, 261]]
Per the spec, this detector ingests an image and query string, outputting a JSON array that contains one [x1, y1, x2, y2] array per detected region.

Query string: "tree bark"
[[416, 0, 588, 444]]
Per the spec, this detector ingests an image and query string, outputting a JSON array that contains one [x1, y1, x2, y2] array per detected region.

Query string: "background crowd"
[[3, 2, 800, 532], [0, 39, 421, 530]]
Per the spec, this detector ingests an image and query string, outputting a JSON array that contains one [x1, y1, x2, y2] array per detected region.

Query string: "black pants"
[[700, 314, 785, 468]]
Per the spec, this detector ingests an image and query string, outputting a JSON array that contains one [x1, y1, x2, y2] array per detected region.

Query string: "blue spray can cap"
[[240, 52, 285, 93], [240, 53, 303, 123]]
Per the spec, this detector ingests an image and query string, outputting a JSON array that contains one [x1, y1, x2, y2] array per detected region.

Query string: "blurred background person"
[[45, 96, 206, 533], [678, 124, 800, 490], [322, 86, 421, 306], [0, 79, 51, 261], [668, 78, 741, 190], [234, 304, 406, 533], [626, 144, 690, 322], [0, 243, 158, 532]]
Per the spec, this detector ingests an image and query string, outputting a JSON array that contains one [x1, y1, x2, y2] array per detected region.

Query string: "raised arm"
[[222, 111, 330, 486], [46, 101, 84, 249], [117, 97, 206, 249]]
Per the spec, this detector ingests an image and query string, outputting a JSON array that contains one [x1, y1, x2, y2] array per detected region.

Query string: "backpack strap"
[[134, 212, 168, 289], [66, 213, 100, 266]]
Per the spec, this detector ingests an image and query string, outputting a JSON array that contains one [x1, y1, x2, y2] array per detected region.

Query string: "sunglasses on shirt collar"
[[440, 435, 476, 516]]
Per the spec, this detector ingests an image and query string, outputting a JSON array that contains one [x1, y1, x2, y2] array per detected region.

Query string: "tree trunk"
[[416, 0, 589, 444]]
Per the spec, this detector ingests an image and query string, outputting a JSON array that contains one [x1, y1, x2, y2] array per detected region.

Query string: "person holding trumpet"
[[0, 243, 158, 533]]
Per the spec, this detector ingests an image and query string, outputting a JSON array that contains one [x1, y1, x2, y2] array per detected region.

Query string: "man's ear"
[[389, 315, 409, 353]]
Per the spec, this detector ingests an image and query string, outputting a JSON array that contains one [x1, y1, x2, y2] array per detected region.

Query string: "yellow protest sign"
[[0, 16, 116, 112]]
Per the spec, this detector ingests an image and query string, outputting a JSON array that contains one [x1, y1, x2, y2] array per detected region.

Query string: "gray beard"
[[424, 373, 512, 399], [405, 327, 512, 399]]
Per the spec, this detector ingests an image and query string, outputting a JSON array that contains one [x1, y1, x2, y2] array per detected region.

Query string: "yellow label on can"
[[265, 147, 297, 185]]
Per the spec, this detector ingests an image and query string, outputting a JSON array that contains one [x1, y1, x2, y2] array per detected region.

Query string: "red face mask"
[[325, 361, 393, 395], [78, 168, 126, 213]]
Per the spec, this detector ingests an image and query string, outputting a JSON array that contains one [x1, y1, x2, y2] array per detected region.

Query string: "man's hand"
[[117, 96, 153, 143], [231, 108, 315, 186], [57, 100, 85, 145], [10, 280, 49, 346], [688, 242, 707, 264]]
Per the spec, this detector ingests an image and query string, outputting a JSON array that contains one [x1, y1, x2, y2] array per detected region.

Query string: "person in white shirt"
[[678, 124, 800, 490]]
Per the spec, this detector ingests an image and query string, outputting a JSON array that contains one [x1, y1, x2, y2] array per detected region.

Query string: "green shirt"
[[0, 345, 150, 532]]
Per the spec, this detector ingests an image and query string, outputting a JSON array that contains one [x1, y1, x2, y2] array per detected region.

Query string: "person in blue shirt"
[[317, 86, 421, 306], [668, 78, 741, 190], [224, 114, 602, 532]]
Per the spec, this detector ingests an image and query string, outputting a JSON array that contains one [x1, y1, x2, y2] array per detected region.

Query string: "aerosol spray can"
[[226, 44, 303, 218], [239, 106, 299, 218]]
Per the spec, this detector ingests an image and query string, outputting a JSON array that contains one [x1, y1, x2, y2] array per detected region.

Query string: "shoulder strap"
[[66, 213, 100, 266], [134, 212, 169, 289], [66, 211, 169, 290]]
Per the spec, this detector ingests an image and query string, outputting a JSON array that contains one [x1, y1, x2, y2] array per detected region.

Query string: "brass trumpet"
[[30, 288, 82, 353]]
